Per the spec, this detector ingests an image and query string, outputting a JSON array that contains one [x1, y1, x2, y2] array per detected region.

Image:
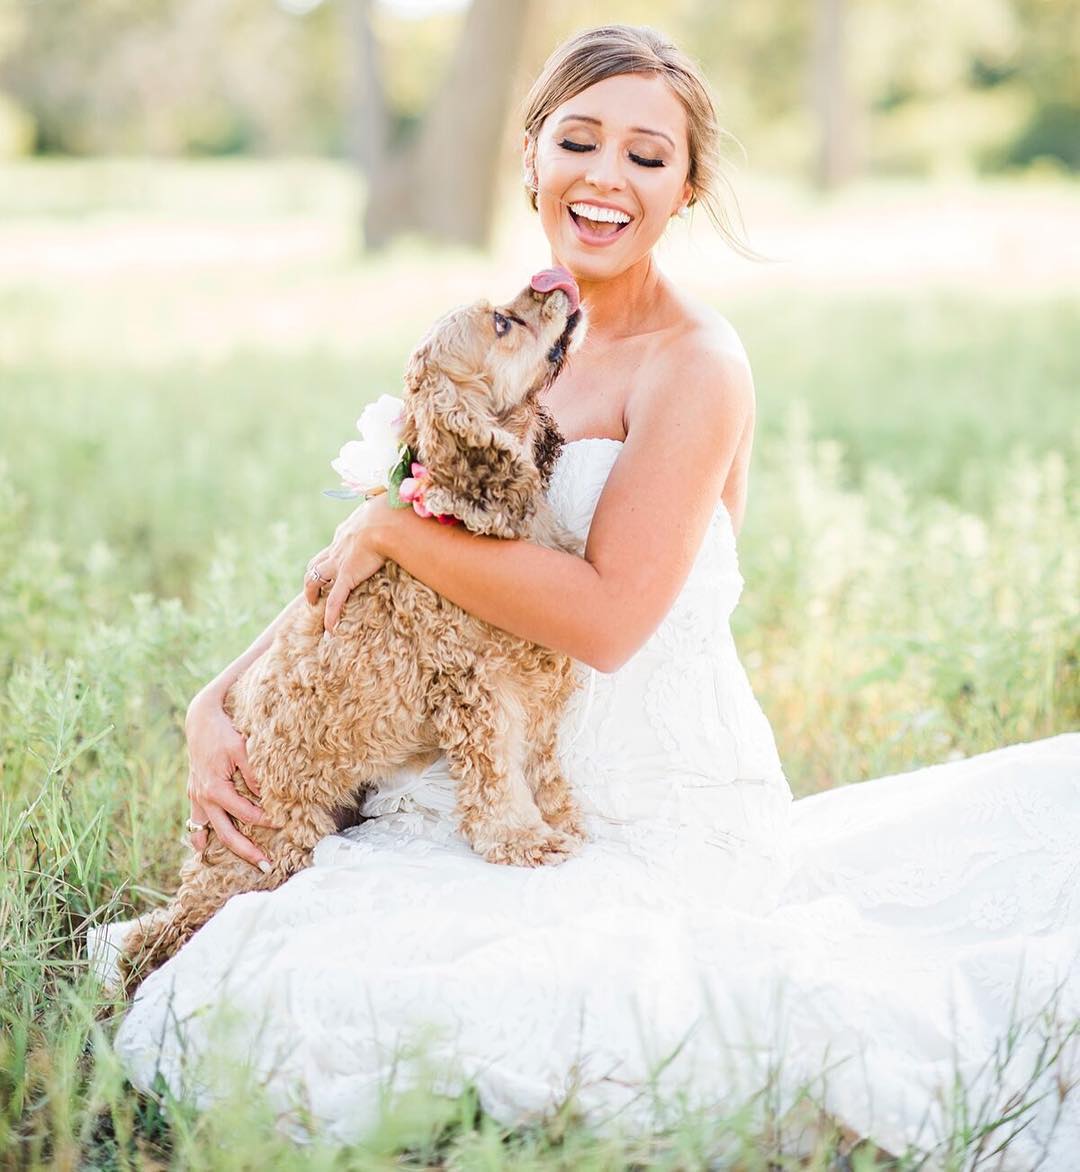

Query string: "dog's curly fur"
[[117, 281, 588, 997]]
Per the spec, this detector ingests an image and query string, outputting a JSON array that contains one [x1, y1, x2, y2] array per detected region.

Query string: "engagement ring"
[[186, 818, 208, 834]]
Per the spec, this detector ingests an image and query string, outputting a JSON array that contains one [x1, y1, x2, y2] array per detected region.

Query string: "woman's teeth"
[[567, 203, 632, 242], [568, 202, 631, 225]]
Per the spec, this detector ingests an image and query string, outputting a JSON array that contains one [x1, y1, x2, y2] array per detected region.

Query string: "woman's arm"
[[322, 345, 755, 674], [188, 591, 306, 717], [183, 593, 307, 867]]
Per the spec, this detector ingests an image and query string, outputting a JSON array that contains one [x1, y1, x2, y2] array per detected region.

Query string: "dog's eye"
[[493, 312, 512, 337]]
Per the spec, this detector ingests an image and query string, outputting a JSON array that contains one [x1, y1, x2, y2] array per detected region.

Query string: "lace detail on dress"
[[546, 440, 794, 886]]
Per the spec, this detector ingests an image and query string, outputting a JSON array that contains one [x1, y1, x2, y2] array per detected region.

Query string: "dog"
[[117, 273, 589, 997]]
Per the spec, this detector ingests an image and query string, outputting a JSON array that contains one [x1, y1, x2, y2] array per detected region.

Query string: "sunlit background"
[[1, 2, 1079, 1164]]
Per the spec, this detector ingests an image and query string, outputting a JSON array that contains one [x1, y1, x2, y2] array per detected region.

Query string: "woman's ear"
[[410, 368, 543, 539], [522, 134, 539, 198]]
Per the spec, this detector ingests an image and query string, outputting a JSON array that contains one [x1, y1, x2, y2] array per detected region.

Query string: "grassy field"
[[1, 161, 1078, 1168]]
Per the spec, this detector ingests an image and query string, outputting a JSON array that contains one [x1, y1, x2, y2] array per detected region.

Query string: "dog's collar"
[[388, 448, 459, 526]]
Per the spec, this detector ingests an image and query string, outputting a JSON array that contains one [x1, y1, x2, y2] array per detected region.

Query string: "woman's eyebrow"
[[555, 114, 675, 149]]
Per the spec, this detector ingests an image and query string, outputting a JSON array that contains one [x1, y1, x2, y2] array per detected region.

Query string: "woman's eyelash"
[[556, 139, 665, 168]]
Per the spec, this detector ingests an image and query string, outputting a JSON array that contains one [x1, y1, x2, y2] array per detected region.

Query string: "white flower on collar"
[[329, 394, 405, 496]]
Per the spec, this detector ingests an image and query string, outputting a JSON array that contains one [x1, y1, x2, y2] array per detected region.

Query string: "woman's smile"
[[566, 200, 635, 246]]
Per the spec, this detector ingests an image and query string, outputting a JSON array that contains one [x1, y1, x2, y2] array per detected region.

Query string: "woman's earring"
[[677, 204, 690, 219]]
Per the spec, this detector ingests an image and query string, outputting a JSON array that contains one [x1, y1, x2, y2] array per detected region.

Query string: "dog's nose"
[[530, 267, 579, 314]]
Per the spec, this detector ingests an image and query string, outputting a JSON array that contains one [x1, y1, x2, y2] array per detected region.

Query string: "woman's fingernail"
[[257, 860, 272, 874]]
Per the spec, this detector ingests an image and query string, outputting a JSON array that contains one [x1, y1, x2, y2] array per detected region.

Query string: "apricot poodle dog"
[[117, 275, 588, 996]]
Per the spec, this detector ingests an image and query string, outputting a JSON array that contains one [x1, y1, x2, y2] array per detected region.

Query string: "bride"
[[92, 24, 1080, 1166]]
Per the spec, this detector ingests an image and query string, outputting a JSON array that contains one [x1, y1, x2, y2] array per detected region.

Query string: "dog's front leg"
[[525, 732, 587, 846], [521, 660, 587, 843], [432, 685, 580, 867]]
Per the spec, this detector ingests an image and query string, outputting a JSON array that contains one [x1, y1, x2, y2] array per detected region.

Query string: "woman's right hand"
[[184, 688, 278, 870]]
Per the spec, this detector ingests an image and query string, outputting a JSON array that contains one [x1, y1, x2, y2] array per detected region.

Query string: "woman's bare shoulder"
[[674, 293, 753, 373], [626, 295, 755, 439]]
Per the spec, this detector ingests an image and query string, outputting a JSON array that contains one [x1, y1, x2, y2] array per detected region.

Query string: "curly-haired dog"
[[117, 273, 588, 996]]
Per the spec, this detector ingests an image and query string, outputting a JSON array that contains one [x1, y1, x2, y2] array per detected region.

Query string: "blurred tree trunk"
[[350, 0, 533, 250], [810, 0, 857, 188], [343, 0, 386, 176]]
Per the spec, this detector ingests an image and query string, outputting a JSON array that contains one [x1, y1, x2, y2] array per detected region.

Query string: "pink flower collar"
[[396, 462, 459, 526], [325, 396, 459, 526]]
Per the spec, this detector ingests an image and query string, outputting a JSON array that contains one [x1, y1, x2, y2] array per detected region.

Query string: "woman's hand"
[[185, 687, 278, 870], [305, 494, 392, 633]]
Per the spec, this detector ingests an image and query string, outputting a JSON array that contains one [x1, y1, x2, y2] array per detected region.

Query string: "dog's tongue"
[[531, 267, 579, 314]]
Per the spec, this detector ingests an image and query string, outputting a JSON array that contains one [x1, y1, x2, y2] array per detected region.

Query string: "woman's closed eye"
[[556, 138, 665, 169]]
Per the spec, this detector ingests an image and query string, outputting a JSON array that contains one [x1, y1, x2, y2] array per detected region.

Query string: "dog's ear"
[[409, 368, 544, 539], [531, 406, 565, 489]]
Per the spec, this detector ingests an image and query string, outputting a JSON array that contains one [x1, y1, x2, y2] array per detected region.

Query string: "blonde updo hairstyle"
[[522, 24, 761, 262]]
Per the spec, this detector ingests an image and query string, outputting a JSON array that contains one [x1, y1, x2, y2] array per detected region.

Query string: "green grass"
[[1, 161, 1078, 1168]]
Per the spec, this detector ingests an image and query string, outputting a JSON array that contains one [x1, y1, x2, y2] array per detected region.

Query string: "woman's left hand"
[[305, 494, 392, 633]]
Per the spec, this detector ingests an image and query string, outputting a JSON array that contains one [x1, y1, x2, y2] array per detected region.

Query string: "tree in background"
[[995, 0, 1080, 169], [349, 0, 534, 248], [810, 0, 855, 188]]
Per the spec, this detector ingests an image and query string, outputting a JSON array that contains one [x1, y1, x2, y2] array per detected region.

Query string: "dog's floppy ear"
[[531, 405, 565, 490], [409, 367, 544, 539]]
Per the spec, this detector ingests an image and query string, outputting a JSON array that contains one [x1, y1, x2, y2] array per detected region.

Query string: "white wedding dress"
[[92, 438, 1080, 1166]]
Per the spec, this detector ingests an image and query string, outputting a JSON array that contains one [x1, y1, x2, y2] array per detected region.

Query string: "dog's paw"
[[482, 825, 581, 868], [543, 803, 588, 843]]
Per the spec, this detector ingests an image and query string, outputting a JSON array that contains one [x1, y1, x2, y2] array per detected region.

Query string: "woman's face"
[[527, 72, 693, 283]]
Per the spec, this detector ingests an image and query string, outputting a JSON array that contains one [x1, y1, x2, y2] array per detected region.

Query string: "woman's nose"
[[585, 145, 626, 191]]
